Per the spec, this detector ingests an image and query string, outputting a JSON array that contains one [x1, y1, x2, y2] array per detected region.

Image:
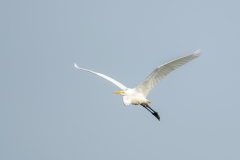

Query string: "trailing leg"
[[141, 104, 160, 121]]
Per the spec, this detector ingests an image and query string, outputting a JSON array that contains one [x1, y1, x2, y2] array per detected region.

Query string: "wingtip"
[[194, 49, 201, 56], [74, 63, 79, 69]]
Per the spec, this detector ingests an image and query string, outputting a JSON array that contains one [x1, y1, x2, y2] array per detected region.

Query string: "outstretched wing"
[[74, 63, 127, 90], [136, 49, 201, 97]]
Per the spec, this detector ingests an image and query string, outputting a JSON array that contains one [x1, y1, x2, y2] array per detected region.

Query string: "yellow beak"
[[113, 91, 122, 95]]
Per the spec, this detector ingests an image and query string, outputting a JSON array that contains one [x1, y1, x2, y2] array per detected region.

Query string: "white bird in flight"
[[74, 49, 201, 121]]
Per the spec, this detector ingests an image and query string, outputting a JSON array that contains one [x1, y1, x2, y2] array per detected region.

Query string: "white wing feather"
[[136, 49, 201, 97], [74, 63, 127, 90]]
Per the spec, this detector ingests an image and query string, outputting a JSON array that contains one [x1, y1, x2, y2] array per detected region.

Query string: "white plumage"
[[74, 49, 201, 120]]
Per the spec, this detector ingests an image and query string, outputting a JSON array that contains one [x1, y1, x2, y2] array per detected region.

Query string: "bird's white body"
[[122, 88, 150, 106], [74, 49, 201, 108]]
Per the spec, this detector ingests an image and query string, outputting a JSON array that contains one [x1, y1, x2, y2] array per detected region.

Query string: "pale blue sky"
[[1, 0, 240, 160]]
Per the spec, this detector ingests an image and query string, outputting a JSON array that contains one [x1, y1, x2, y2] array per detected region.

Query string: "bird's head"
[[113, 91, 125, 96]]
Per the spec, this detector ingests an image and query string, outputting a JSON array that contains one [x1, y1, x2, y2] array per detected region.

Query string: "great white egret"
[[74, 49, 201, 121]]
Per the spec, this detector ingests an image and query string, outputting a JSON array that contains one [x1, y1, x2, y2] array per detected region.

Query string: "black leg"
[[145, 104, 156, 113], [141, 104, 154, 113], [141, 104, 160, 121], [146, 104, 160, 121]]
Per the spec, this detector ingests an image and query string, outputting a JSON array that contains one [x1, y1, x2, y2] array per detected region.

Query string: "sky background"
[[1, 0, 240, 159]]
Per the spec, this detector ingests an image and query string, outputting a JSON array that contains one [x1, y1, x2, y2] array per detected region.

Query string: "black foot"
[[152, 112, 160, 121]]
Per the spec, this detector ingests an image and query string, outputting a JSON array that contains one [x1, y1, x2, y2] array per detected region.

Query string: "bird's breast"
[[131, 96, 149, 105]]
